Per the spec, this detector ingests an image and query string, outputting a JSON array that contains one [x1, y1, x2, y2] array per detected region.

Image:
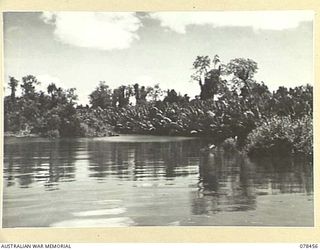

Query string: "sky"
[[3, 11, 314, 104]]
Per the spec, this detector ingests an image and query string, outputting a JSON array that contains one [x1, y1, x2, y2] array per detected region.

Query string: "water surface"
[[3, 135, 313, 227]]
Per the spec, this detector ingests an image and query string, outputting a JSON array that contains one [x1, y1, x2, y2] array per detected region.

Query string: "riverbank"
[[4, 113, 313, 159], [4, 131, 39, 138], [4, 130, 120, 138]]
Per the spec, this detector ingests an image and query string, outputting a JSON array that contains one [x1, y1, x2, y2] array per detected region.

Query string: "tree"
[[89, 81, 112, 109], [112, 85, 134, 108], [147, 84, 164, 102], [191, 56, 211, 88], [140, 86, 148, 103], [212, 54, 221, 69], [47, 83, 58, 98], [226, 58, 262, 117], [45, 86, 79, 137], [8, 76, 19, 102], [191, 55, 224, 100], [65, 88, 78, 104], [133, 83, 149, 105], [21, 75, 40, 97], [133, 83, 141, 104], [163, 89, 178, 103], [163, 89, 189, 104], [226, 58, 258, 92]]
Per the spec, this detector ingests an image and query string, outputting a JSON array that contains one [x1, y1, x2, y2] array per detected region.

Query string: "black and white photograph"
[[2, 11, 314, 228]]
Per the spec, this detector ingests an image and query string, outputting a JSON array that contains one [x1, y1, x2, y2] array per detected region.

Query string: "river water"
[[2, 135, 313, 227]]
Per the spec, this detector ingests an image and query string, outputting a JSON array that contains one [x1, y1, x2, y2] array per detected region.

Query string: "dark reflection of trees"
[[192, 148, 313, 215], [192, 149, 256, 215], [250, 156, 313, 195], [4, 138, 77, 191], [87, 139, 201, 181], [87, 141, 131, 180]]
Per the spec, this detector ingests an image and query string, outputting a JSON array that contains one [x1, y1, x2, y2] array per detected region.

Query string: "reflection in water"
[[250, 157, 313, 195], [4, 137, 201, 189], [192, 148, 312, 215], [87, 140, 200, 181], [3, 136, 313, 227], [193, 149, 256, 215], [4, 138, 77, 191]]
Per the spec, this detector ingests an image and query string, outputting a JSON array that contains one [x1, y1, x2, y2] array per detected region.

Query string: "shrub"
[[244, 115, 312, 157], [46, 129, 60, 138]]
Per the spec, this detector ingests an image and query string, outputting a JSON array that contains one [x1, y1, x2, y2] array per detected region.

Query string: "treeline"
[[4, 55, 313, 157], [4, 75, 86, 137]]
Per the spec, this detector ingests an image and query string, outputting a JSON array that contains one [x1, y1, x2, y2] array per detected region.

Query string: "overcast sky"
[[3, 11, 313, 104]]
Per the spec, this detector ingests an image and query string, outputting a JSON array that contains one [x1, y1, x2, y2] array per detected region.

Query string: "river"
[[2, 135, 313, 227]]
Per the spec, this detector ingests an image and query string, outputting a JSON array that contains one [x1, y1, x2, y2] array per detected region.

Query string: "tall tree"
[[226, 58, 258, 92], [21, 75, 40, 97], [191, 55, 224, 100], [191, 55, 211, 89], [8, 76, 18, 102], [226, 58, 261, 117], [212, 54, 221, 69], [133, 83, 141, 104]]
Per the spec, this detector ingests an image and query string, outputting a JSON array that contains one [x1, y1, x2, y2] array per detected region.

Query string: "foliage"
[[191, 55, 225, 100], [21, 75, 40, 97], [8, 76, 19, 101], [101, 95, 258, 144], [244, 115, 313, 157], [4, 76, 90, 137], [226, 58, 258, 83], [4, 55, 313, 158], [76, 106, 114, 137], [191, 55, 211, 82], [89, 81, 113, 109]]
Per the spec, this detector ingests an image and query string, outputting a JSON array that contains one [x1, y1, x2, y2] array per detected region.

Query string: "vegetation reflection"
[[4, 138, 77, 190], [192, 148, 313, 215]]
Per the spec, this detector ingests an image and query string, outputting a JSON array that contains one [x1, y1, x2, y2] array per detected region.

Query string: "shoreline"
[[3, 132, 313, 160]]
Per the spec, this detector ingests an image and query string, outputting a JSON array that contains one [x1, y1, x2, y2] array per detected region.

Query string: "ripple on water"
[[72, 208, 126, 217], [50, 217, 135, 227]]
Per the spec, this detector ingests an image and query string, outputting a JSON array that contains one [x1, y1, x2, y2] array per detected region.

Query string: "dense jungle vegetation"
[[4, 55, 313, 157]]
